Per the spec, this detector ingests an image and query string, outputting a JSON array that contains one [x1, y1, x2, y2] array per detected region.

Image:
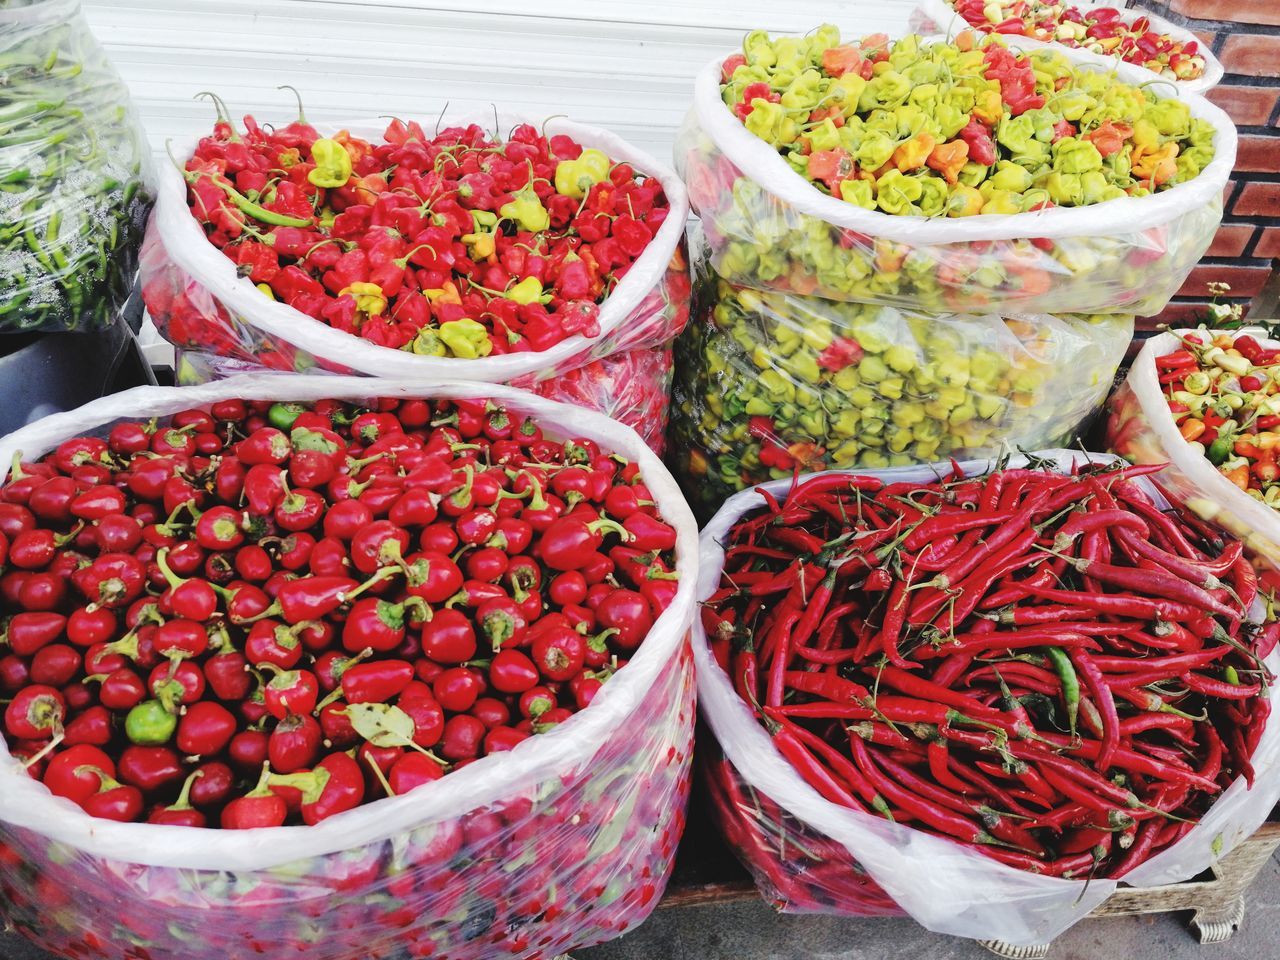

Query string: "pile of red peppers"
[[0, 395, 679, 828], [705, 463, 1274, 879], [179, 98, 671, 357]]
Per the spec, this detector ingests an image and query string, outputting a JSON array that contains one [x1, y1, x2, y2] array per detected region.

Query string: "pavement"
[[4, 848, 1279, 960], [575, 849, 1280, 960]]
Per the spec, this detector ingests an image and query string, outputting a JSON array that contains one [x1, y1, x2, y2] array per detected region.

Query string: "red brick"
[[1255, 227, 1280, 259], [1170, 0, 1280, 26], [1177, 264, 1272, 298], [1208, 84, 1280, 126], [1222, 35, 1280, 77], [1235, 134, 1280, 171], [1194, 30, 1218, 48], [1207, 224, 1256, 256], [1232, 180, 1280, 216]]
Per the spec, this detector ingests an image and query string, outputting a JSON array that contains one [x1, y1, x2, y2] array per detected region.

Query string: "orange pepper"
[[807, 149, 850, 188], [1179, 417, 1206, 442], [892, 133, 936, 172], [926, 140, 969, 185], [1235, 438, 1262, 458], [1254, 454, 1279, 484], [789, 265, 820, 295], [353, 173, 389, 205], [1131, 142, 1179, 185], [1224, 464, 1250, 490], [1083, 121, 1133, 158]]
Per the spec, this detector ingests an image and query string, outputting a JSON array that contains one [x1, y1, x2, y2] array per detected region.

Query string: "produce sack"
[[141, 112, 690, 449], [0, 0, 153, 333], [694, 453, 1280, 947], [910, 0, 1223, 95], [671, 270, 1131, 515], [0, 375, 698, 960], [676, 31, 1235, 317], [1108, 330, 1280, 571]]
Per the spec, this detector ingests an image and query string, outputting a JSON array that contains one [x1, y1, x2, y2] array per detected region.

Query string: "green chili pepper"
[[1043, 646, 1080, 737], [125, 700, 178, 746]]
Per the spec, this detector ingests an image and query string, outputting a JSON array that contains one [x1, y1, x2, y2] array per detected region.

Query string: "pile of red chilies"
[[704, 463, 1276, 879], [0, 396, 678, 828]]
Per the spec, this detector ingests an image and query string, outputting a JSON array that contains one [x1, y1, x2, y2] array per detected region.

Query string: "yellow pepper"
[[946, 183, 983, 217], [502, 276, 546, 306], [423, 281, 461, 306], [554, 148, 611, 199], [438, 318, 493, 359], [256, 283, 275, 300], [972, 88, 1003, 125], [307, 138, 353, 189], [339, 282, 387, 316], [499, 185, 550, 232]]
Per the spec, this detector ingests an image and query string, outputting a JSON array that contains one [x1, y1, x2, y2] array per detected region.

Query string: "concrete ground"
[[575, 849, 1280, 960], [3, 848, 1278, 960]]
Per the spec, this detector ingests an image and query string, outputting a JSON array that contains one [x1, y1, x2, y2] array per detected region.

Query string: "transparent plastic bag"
[[670, 271, 1131, 515], [676, 37, 1235, 317], [170, 341, 678, 455], [1107, 330, 1280, 572], [0, 0, 153, 333], [694, 452, 1280, 947], [0, 374, 699, 960], [141, 112, 691, 441], [909, 0, 1224, 95]]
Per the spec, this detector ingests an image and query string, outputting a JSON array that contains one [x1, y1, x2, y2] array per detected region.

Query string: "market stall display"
[[695, 454, 1280, 946], [141, 107, 690, 451], [0, 376, 698, 960], [1108, 330, 1280, 573], [671, 270, 1130, 514], [0, 0, 153, 333], [676, 28, 1234, 317], [910, 0, 1223, 94]]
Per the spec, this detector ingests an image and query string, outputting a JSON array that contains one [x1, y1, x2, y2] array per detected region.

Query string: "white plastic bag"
[[910, 0, 1223, 95], [671, 270, 1132, 516], [141, 112, 691, 446], [694, 452, 1280, 947], [677, 36, 1236, 317], [0, 374, 699, 960], [1107, 330, 1280, 571]]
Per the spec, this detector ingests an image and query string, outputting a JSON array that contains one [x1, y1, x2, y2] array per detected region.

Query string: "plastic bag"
[[171, 340, 678, 455], [910, 0, 1224, 96], [0, 0, 153, 333], [0, 374, 698, 960], [676, 37, 1235, 317], [670, 270, 1131, 515], [1107, 329, 1280, 571], [141, 113, 691, 441], [693, 451, 1280, 947]]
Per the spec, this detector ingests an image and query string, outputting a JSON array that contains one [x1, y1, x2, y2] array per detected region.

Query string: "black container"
[[0, 302, 155, 436]]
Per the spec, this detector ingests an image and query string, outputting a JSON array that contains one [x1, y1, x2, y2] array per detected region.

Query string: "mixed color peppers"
[[1158, 331, 1280, 505], [704, 464, 1273, 879], [720, 29, 1214, 216], [671, 273, 1130, 515], [681, 27, 1223, 315], [941, 1, 1208, 81], [167, 104, 670, 358]]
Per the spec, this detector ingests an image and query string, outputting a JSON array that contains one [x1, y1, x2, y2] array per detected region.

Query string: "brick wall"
[[1137, 0, 1280, 330]]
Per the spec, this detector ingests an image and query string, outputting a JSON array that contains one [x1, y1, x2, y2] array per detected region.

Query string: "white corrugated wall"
[[81, 0, 919, 163]]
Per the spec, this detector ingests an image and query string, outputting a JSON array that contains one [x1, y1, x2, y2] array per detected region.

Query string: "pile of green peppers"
[[0, 4, 152, 332], [670, 274, 1133, 514]]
